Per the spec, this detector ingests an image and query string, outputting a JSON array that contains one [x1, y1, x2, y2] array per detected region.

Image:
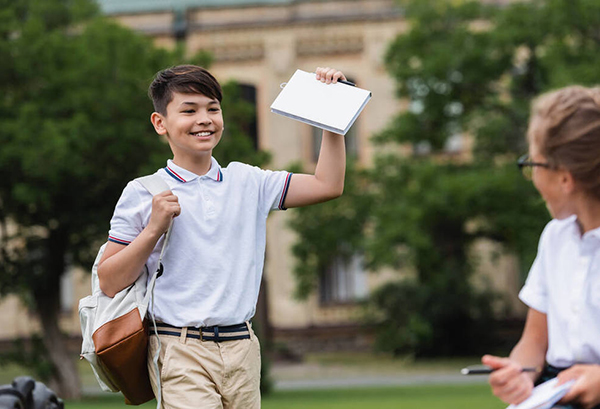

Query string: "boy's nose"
[[196, 112, 212, 125], [195, 115, 212, 125]]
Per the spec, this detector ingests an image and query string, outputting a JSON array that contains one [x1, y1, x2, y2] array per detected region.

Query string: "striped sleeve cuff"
[[108, 236, 131, 246], [278, 173, 293, 210]]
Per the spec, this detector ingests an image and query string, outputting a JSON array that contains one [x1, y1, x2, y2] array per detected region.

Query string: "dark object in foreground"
[[0, 376, 64, 409]]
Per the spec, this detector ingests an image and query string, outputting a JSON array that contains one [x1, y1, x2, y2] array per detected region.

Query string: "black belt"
[[536, 364, 569, 385], [150, 322, 250, 342]]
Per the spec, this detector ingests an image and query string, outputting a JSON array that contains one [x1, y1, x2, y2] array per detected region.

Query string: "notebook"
[[506, 378, 575, 409], [270, 69, 372, 135]]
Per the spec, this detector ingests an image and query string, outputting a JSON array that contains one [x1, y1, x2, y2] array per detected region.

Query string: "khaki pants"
[[147, 325, 261, 409]]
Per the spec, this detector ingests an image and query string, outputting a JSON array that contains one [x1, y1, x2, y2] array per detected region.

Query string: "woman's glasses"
[[517, 154, 553, 180]]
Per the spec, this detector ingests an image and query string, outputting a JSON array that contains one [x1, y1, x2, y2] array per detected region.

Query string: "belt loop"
[[246, 321, 254, 340], [180, 326, 188, 344], [199, 326, 203, 342]]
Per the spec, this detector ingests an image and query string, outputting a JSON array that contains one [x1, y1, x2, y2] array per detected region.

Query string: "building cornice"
[[108, 0, 403, 36]]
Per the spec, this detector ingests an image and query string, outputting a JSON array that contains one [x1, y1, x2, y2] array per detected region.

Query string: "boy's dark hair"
[[148, 65, 223, 115]]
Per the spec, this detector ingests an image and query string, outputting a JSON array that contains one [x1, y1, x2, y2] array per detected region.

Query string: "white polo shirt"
[[108, 157, 292, 327], [519, 215, 600, 368]]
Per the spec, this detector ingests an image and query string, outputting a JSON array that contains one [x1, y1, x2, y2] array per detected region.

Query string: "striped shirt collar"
[[164, 158, 224, 183]]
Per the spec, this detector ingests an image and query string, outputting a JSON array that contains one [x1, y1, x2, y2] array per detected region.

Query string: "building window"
[[319, 253, 368, 305], [173, 6, 188, 41], [239, 83, 258, 150], [312, 124, 359, 162]]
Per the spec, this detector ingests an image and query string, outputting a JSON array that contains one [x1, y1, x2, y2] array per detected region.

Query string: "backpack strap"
[[136, 174, 171, 196], [135, 173, 171, 409], [135, 173, 173, 274]]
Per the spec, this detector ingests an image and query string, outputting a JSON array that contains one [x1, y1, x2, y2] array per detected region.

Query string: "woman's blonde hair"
[[527, 85, 600, 199]]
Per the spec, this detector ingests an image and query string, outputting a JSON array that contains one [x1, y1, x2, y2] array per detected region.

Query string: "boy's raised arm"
[[283, 67, 347, 209]]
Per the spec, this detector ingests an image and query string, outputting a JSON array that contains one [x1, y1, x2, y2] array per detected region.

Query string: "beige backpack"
[[78, 174, 170, 407]]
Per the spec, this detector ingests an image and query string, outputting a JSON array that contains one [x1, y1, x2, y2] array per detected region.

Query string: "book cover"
[[270, 69, 372, 135]]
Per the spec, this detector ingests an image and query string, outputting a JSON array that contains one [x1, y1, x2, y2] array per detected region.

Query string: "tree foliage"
[[0, 0, 268, 397], [290, 0, 600, 356], [365, 158, 544, 356], [289, 160, 373, 299]]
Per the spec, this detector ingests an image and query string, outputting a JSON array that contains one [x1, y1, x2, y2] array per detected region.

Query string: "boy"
[[97, 65, 348, 408]]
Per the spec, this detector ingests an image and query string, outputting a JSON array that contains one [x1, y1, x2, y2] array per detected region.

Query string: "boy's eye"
[[209, 108, 221, 112], [182, 109, 195, 114]]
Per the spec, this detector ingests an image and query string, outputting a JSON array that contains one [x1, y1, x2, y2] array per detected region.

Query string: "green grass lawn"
[[63, 384, 504, 409], [1, 353, 506, 408]]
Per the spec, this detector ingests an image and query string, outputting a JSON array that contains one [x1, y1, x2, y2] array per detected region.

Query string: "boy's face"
[[151, 91, 224, 160]]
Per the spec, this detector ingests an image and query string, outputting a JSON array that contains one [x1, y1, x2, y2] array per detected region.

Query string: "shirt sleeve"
[[257, 167, 293, 212], [518, 222, 552, 313], [107, 181, 151, 245]]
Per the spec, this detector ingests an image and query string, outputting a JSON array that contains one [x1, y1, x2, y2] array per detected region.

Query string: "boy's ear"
[[151, 112, 168, 135]]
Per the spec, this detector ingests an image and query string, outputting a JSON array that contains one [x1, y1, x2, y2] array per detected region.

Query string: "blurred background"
[[1, 0, 599, 407]]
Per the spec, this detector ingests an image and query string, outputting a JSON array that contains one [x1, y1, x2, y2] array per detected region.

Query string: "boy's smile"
[[151, 91, 224, 171]]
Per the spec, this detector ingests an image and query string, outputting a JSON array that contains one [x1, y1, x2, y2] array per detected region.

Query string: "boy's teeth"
[[194, 132, 211, 136]]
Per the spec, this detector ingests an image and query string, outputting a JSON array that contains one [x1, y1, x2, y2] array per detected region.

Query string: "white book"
[[506, 378, 575, 409], [270, 69, 372, 135]]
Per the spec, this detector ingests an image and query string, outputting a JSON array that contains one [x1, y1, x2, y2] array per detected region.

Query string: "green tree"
[[0, 0, 268, 398], [290, 0, 600, 356], [0, 2, 167, 398], [289, 160, 373, 299], [371, 0, 600, 355], [365, 159, 544, 355]]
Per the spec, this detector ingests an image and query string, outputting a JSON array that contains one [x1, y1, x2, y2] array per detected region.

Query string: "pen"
[[460, 365, 540, 375], [338, 79, 356, 87]]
